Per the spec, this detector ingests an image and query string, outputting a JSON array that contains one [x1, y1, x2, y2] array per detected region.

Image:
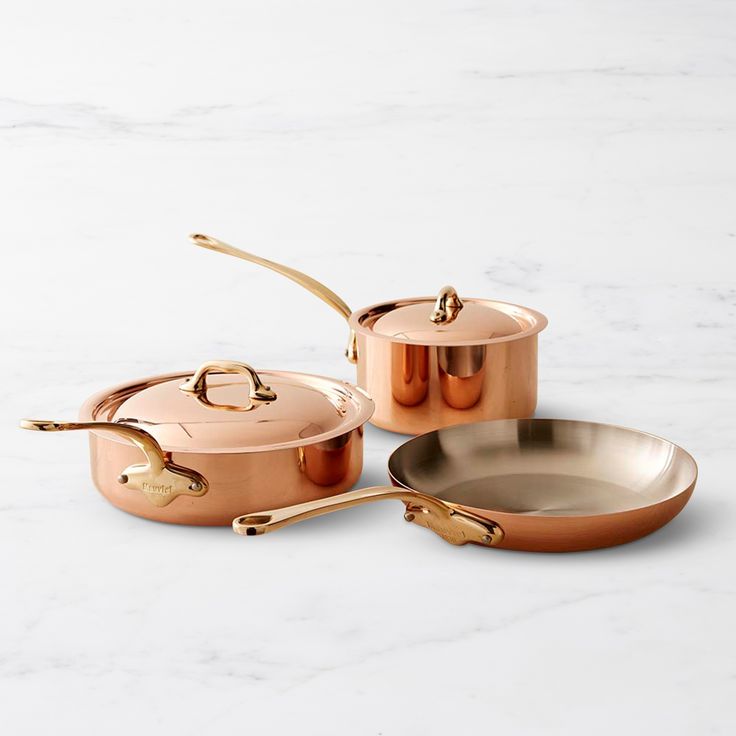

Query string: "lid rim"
[[79, 370, 375, 454], [349, 296, 548, 346]]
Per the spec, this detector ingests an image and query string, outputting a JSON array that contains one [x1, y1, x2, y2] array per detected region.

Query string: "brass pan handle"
[[233, 486, 504, 547], [19, 419, 208, 507], [179, 360, 277, 411], [430, 285, 464, 325], [189, 233, 359, 364]]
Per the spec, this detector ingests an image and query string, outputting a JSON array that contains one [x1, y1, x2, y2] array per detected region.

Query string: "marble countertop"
[[2, 1, 734, 733]]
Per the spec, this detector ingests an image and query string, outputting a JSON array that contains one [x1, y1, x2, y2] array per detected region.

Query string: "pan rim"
[[387, 417, 698, 519]]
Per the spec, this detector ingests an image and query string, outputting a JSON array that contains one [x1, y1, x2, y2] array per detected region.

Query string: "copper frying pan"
[[233, 419, 697, 552]]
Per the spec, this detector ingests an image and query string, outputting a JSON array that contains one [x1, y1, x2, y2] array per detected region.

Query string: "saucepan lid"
[[351, 287, 548, 346], [80, 360, 374, 454]]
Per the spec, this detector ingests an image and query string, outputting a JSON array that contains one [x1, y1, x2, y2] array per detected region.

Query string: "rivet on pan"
[[404, 512, 415, 522], [482, 535, 493, 544], [117, 474, 128, 485], [189, 481, 203, 492]]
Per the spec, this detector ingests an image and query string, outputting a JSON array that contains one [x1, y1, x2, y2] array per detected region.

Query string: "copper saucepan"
[[234, 419, 697, 552], [191, 234, 547, 435], [21, 359, 374, 525]]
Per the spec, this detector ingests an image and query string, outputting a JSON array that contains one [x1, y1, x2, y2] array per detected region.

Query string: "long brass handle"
[[20, 419, 208, 507], [189, 233, 359, 363], [232, 486, 504, 547], [179, 359, 277, 411]]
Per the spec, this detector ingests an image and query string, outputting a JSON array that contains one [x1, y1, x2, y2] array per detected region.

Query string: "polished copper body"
[[191, 234, 547, 435], [234, 419, 697, 552], [22, 364, 373, 525], [351, 299, 542, 433], [86, 430, 365, 525]]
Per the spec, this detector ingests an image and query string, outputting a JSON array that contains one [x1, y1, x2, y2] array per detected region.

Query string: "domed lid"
[[351, 286, 547, 346], [81, 360, 374, 453]]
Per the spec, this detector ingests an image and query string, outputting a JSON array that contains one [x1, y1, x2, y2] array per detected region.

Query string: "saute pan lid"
[[351, 287, 547, 346], [80, 360, 374, 454]]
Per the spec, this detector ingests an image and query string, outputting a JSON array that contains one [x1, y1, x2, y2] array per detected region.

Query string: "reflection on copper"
[[35, 367, 376, 525], [437, 345, 486, 409], [299, 432, 353, 486], [83, 426, 365, 525], [354, 332, 539, 434], [391, 343, 429, 406]]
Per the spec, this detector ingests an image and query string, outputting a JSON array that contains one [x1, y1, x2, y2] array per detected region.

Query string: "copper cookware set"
[[21, 233, 697, 551]]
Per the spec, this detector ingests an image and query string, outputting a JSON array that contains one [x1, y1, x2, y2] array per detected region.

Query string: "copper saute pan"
[[191, 234, 547, 435], [21, 359, 374, 525], [233, 419, 697, 552]]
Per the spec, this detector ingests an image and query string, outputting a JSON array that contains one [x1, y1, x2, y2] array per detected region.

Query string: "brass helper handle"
[[233, 486, 504, 547], [19, 419, 208, 507], [189, 233, 359, 364], [179, 360, 277, 411]]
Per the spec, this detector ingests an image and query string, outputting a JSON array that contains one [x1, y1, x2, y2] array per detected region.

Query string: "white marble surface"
[[2, 1, 735, 733]]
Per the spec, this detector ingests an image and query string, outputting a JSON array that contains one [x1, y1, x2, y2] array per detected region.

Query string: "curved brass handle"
[[179, 360, 277, 412], [19, 419, 208, 507], [190, 233, 359, 364], [232, 486, 504, 547], [430, 285, 464, 325]]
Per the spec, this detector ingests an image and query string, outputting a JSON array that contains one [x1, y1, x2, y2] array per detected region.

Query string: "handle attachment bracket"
[[20, 419, 208, 507]]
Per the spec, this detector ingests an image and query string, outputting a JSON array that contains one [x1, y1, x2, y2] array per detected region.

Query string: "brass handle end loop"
[[233, 514, 273, 536], [189, 233, 220, 249], [20, 419, 65, 432]]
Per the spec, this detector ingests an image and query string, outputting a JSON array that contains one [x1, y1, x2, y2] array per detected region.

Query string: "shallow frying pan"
[[233, 419, 697, 552]]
